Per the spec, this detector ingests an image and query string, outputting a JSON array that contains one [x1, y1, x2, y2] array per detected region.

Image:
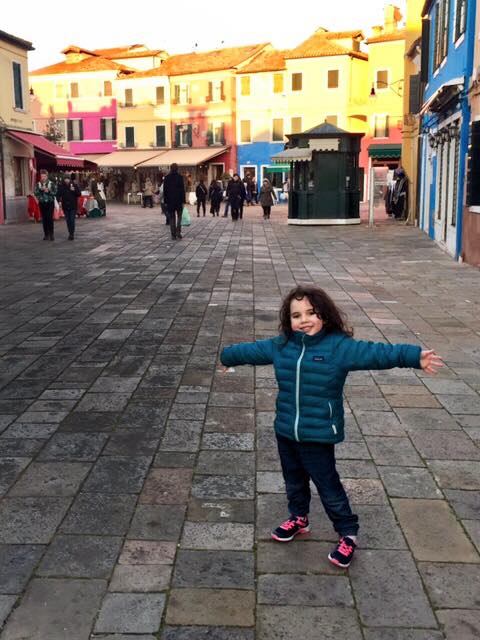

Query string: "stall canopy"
[[271, 148, 312, 163], [368, 143, 402, 159], [95, 150, 163, 168], [6, 130, 93, 169], [139, 147, 228, 167]]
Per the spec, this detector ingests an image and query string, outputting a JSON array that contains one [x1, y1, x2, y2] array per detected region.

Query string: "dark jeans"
[[210, 203, 220, 216], [39, 201, 54, 238], [196, 199, 206, 215], [262, 205, 271, 219], [168, 204, 183, 238], [143, 195, 153, 208], [276, 434, 359, 537], [64, 208, 76, 236], [239, 201, 244, 219]]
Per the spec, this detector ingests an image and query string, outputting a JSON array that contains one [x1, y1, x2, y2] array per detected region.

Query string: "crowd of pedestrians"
[[32, 167, 284, 243]]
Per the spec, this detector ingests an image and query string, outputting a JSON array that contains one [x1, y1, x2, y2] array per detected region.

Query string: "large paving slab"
[[1, 204, 480, 637]]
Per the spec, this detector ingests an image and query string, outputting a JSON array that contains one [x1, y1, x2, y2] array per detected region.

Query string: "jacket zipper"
[[294, 337, 306, 442], [328, 401, 337, 435]]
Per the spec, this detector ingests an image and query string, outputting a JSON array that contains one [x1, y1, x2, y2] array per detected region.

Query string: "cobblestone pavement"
[[0, 203, 479, 640]]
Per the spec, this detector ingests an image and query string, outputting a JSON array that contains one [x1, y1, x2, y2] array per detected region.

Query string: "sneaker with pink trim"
[[271, 515, 310, 542], [328, 536, 357, 568]]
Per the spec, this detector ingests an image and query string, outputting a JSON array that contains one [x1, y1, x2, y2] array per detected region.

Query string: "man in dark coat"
[[195, 179, 208, 217], [226, 174, 244, 221], [57, 174, 81, 240], [163, 163, 186, 239]]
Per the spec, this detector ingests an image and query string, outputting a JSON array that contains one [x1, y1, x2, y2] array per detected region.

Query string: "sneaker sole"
[[271, 526, 310, 542], [327, 553, 351, 568]]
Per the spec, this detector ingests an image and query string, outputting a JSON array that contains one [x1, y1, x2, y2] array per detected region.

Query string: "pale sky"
[[3, 0, 406, 71]]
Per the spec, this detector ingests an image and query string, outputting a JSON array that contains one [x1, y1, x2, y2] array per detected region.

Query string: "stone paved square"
[[0, 206, 479, 637]]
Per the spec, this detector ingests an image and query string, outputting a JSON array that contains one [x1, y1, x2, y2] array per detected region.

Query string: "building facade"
[[464, 0, 480, 266], [235, 31, 369, 188], [0, 30, 35, 223], [418, 0, 475, 259], [401, 0, 425, 223]]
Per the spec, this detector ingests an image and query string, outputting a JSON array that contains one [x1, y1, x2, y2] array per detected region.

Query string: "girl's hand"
[[420, 350, 444, 375]]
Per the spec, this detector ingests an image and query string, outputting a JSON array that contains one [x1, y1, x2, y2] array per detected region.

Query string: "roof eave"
[[0, 29, 34, 51]]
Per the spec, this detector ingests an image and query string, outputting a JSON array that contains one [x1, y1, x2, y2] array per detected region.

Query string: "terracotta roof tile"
[[94, 45, 146, 56], [237, 49, 287, 74], [366, 29, 406, 44], [323, 30, 364, 39], [30, 56, 134, 76], [118, 43, 269, 79], [286, 34, 368, 60]]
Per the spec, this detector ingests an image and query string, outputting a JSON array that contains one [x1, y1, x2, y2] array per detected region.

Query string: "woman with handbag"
[[259, 178, 277, 220]]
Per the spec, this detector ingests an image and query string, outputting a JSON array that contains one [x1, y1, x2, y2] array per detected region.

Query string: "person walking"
[[226, 174, 244, 221], [209, 180, 223, 216], [91, 174, 106, 216], [260, 178, 278, 220], [35, 170, 57, 241], [56, 174, 80, 240], [142, 178, 154, 208], [196, 179, 208, 217], [220, 285, 443, 568], [239, 179, 247, 219], [163, 163, 186, 240]]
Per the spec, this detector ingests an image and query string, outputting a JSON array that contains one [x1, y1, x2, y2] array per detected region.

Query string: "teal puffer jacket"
[[221, 329, 421, 444]]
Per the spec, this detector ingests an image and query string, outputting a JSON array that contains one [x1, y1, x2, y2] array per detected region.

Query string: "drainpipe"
[[0, 126, 7, 223]]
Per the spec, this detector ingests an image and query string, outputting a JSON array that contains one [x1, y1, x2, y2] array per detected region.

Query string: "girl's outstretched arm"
[[220, 337, 276, 368]]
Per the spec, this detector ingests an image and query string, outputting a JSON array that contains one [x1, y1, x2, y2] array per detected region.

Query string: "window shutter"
[[174, 125, 180, 147], [206, 124, 213, 146], [220, 81, 225, 101], [220, 123, 225, 145], [12, 62, 23, 109], [79, 120, 84, 141], [112, 118, 117, 140], [100, 118, 106, 140], [421, 18, 430, 82], [67, 120, 73, 141], [409, 74, 421, 114], [467, 122, 480, 206], [156, 125, 166, 147], [207, 82, 213, 102], [187, 124, 193, 147]]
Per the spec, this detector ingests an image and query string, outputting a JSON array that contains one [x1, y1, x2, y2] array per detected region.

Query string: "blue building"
[[237, 142, 289, 189], [418, 0, 475, 258]]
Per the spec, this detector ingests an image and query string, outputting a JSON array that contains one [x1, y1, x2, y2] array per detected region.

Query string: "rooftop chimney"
[[384, 4, 402, 33]]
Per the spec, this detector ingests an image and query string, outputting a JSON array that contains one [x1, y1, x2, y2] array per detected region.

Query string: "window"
[[291, 117, 302, 134], [327, 70, 339, 89], [125, 88, 133, 106], [178, 124, 192, 146], [434, 0, 450, 68], [273, 73, 284, 93], [56, 119, 66, 141], [455, 0, 466, 40], [272, 118, 284, 142], [12, 62, 23, 109], [374, 115, 389, 137], [325, 115, 338, 126], [55, 82, 65, 99], [376, 70, 389, 90], [156, 86, 165, 105], [292, 73, 303, 91], [13, 157, 26, 196], [240, 120, 251, 143], [212, 80, 225, 102], [155, 125, 166, 147], [70, 82, 79, 98], [173, 83, 190, 104], [104, 81, 112, 97], [213, 122, 225, 145], [67, 119, 83, 141], [100, 118, 116, 140], [125, 126, 135, 147], [467, 121, 480, 206], [241, 76, 251, 96]]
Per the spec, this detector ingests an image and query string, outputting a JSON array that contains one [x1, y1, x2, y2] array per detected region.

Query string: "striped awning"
[[368, 143, 402, 159], [271, 148, 312, 163]]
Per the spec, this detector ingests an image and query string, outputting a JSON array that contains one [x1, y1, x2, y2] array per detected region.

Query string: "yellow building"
[[0, 29, 35, 223], [401, 0, 424, 223], [235, 31, 369, 183]]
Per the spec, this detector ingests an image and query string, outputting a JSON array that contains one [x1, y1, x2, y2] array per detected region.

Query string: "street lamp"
[[369, 80, 403, 99]]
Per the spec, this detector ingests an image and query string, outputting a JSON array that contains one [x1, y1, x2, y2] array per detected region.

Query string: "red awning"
[[6, 130, 89, 168]]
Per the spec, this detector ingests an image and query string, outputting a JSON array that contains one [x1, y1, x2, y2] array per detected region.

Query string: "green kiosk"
[[271, 123, 364, 225]]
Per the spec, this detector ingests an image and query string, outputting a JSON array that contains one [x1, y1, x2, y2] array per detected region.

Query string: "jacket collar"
[[291, 327, 328, 346]]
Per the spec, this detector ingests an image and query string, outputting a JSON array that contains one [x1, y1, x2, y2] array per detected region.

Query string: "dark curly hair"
[[279, 285, 353, 338]]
